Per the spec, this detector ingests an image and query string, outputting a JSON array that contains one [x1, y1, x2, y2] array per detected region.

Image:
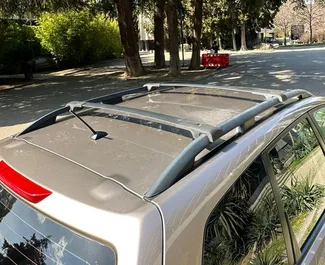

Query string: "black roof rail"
[[144, 88, 313, 198], [17, 86, 149, 136], [17, 85, 176, 136]]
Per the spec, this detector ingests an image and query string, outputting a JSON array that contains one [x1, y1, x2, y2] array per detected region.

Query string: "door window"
[[269, 119, 325, 251], [203, 157, 289, 265], [313, 107, 325, 135]]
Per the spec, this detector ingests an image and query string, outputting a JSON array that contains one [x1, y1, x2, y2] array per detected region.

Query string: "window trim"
[[308, 105, 325, 152], [293, 106, 325, 264], [261, 152, 297, 265], [262, 112, 325, 265]]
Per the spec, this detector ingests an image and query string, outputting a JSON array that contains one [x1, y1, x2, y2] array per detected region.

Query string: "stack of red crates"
[[202, 53, 230, 68]]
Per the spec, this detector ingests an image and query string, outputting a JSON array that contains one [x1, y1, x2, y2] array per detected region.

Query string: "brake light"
[[0, 161, 52, 203]]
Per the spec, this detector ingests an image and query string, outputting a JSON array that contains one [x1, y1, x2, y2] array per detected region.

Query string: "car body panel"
[[153, 97, 324, 265], [0, 138, 163, 265]]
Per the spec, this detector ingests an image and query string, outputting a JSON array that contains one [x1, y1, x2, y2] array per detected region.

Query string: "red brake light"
[[0, 161, 52, 203]]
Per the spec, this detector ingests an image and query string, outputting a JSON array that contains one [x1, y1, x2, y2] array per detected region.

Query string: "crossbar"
[[66, 101, 220, 142], [144, 83, 312, 101]]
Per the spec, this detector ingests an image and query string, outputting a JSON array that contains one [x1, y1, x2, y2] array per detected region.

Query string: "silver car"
[[0, 83, 325, 265]]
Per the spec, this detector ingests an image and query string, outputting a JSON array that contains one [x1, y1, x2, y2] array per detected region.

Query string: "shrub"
[[89, 14, 122, 61], [0, 21, 41, 77], [248, 196, 281, 252], [282, 177, 325, 217], [34, 10, 122, 67], [250, 248, 284, 265]]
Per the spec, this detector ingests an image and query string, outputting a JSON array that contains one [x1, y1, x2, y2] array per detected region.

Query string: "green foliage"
[[0, 21, 41, 74], [34, 9, 122, 67], [89, 14, 122, 61], [282, 177, 325, 216], [207, 198, 249, 241], [248, 197, 281, 252], [250, 248, 284, 265], [0, 0, 86, 18]]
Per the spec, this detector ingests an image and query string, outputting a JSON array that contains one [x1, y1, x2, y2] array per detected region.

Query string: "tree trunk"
[[218, 36, 222, 50], [309, 3, 313, 43], [189, 0, 203, 70], [115, 0, 145, 76], [167, 0, 181, 76], [284, 26, 287, 46], [154, 0, 166, 68], [309, 22, 313, 43], [232, 29, 237, 51], [240, 23, 247, 51]]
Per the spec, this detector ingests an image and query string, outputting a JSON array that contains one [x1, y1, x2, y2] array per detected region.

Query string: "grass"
[[291, 213, 307, 234], [289, 147, 319, 172], [266, 234, 286, 258]]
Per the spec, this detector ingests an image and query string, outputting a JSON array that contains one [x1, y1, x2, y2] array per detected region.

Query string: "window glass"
[[313, 107, 325, 135], [203, 157, 288, 265], [269, 119, 325, 250], [0, 186, 116, 265]]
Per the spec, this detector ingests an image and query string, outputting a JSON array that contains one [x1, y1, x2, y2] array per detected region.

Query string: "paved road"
[[205, 46, 325, 96], [1, 46, 325, 139]]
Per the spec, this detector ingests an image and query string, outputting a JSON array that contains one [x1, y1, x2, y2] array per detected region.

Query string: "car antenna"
[[69, 110, 108, 140]]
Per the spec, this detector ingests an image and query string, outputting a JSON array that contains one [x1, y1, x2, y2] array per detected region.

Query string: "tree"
[[239, 0, 282, 50], [295, 0, 325, 43], [228, 0, 240, 51], [167, 0, 181, 76], [0, 0, 86, 18], [154, 0, 166, 68], [274, 0, 295, 46], [0, 234, 49, 265], [189, 0, 203, 70], [114, 0, 145, 76]]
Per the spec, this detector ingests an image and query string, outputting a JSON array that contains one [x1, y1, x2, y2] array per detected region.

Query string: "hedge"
[[0, 21, 41, 75], [34, 10, 122, 67]]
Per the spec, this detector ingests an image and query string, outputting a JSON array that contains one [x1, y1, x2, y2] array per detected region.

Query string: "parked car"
[[1, 83, 325, 265]]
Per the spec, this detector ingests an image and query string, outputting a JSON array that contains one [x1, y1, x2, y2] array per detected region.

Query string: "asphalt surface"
[[1, 46, 325, 139], [205, 46, 325, 96]]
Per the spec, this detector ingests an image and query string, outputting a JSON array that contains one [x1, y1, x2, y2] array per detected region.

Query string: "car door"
[[264, 111, 325, 265]]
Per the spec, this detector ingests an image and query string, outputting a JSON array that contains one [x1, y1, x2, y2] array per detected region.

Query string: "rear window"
[[0, 185, 116, 265]]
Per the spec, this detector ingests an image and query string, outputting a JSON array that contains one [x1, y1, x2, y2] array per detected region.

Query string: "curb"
[[0, 63, 237, 93], [195, 64, 236, 82], [0, 78, 46, 93]]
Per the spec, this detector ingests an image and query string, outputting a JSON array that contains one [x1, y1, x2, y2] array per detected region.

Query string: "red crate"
[[202, 53, 229, 68]]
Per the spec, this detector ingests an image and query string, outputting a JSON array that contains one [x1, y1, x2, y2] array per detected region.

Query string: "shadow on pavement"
[[205, 47, 325, 96]]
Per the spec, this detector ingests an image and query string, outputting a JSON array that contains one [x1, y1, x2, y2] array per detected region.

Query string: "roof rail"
[[143, 82, 312, 101], [144, 88, 313, 198], [17, 85, 175, 136], [17, 86, 149, 136]]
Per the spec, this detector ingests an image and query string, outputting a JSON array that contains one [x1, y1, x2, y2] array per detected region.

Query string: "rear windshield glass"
[[0, 185, 116, 265]]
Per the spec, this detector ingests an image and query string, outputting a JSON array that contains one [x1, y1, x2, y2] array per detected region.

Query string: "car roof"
[[5, 84, 314, 199], [14, 87, 263, 194]]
